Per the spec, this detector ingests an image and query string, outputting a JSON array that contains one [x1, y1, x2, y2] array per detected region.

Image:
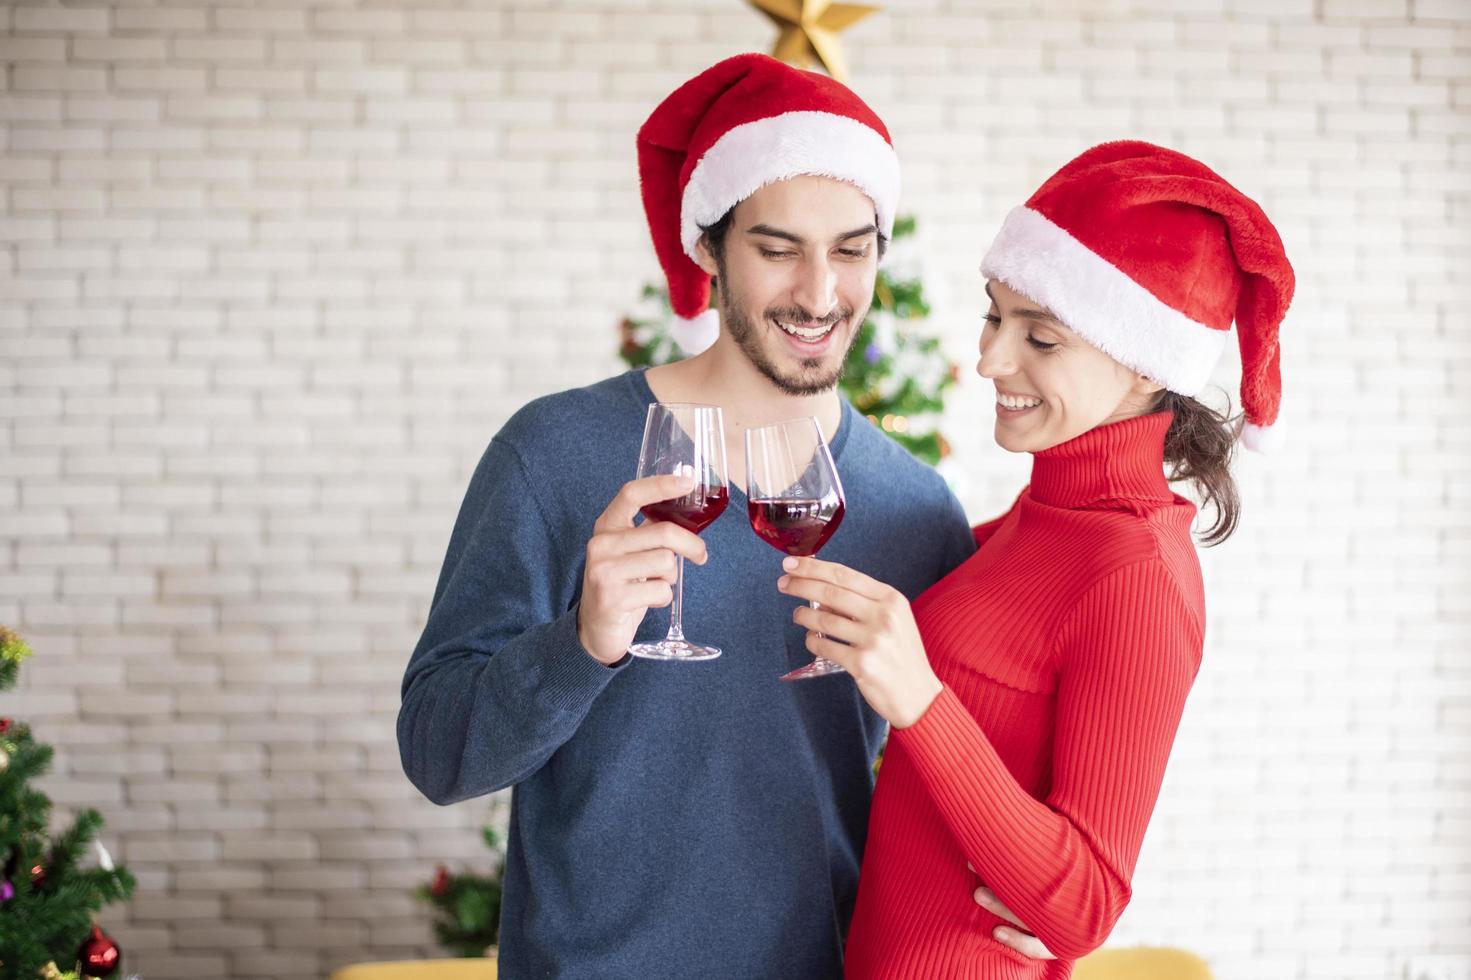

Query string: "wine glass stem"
[[666, 554, 686, 642], [811, 599, 839, 667]]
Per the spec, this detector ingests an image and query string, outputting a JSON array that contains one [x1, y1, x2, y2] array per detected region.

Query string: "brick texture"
[[1, 1, 1468, 977]]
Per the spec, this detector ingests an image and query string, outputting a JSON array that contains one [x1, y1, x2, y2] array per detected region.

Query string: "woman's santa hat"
[[980, 140, 1294, 451], [637, 53, 900, 355]]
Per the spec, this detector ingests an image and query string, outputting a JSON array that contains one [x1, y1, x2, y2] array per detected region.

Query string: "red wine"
[[641, 485, 729, 535], [747, 497, 845, 556]]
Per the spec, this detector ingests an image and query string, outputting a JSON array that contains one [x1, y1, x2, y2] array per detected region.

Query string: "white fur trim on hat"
[[679, 110, 900, 262], [670, 308, 720, 356], [1241, 419, 1283, 453], [980, 206, 1229, 396]]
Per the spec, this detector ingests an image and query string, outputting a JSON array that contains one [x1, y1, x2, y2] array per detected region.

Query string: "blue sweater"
[[398, 370, 973, 979]]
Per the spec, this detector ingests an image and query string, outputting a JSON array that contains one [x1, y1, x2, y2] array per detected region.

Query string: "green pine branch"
[[0, 627, 135, 980], [415, 823, 505, 958], [39, 809, 103, 887], [0, 625, 32, 691]]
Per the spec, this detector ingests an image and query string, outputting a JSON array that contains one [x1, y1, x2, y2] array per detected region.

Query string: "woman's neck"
[[1028, 411, 1175, 509]]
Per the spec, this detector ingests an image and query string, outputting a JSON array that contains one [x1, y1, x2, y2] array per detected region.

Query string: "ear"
[[693, 235, 720, 277], [1131, 373, 1164, 399]]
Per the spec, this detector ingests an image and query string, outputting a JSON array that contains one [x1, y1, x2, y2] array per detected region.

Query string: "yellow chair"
[[1074, 946, 1213, 980], [328, 960, 497, 980], [330, 949, 1213, 980]]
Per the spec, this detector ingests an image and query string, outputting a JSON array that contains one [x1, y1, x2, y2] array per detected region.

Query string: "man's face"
[[697, 176, 880, 396]]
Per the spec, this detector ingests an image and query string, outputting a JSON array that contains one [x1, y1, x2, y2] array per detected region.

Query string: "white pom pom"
[[670, 308, 720, 356], [95, 840, 115, 871], [1241, 419, 1285, 453]]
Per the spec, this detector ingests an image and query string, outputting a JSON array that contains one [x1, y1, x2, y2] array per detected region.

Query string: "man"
[[398, 55, 975, 977]]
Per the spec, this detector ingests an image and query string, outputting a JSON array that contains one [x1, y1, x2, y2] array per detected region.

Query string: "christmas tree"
[[415, 822, 504, 958], [618, 215, 958, 465], [0, 626, 135, 980]]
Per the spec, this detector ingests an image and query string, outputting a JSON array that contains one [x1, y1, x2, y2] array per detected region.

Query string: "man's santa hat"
[[637, 53, 900, 355], [980, 140, 1294, 451]]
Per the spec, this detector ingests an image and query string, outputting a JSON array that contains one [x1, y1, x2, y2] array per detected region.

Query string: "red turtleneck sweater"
[[844, 412, 1206, 979]]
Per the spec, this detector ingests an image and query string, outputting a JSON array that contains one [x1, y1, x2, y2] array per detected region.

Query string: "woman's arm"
[[779, 557, 1201, 960], [893, 561, 1201, 959]]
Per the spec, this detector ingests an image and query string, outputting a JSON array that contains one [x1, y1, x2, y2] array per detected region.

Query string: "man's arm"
[[397, 437, 704, 805]]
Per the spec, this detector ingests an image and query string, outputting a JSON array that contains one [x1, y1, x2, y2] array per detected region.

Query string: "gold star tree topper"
[[748, 0, 880, 84]]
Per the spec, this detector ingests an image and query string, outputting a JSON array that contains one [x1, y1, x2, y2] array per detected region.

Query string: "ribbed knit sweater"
[[844, 411, 1206, 979]]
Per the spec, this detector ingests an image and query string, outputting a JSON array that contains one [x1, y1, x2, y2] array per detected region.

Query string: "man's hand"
[[577, 474, 709, 665], [968, 864, 1056, 961]]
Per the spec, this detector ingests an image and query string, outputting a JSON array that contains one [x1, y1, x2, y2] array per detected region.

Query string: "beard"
[[716, 274, 864, 397]]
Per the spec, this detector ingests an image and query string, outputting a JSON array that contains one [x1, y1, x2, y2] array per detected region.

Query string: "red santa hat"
[[637, 53, 901, 355], [980, 140, 1294, 451]]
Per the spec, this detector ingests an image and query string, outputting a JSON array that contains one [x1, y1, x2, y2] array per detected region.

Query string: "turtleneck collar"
[[1028, 410, 1175, 510]]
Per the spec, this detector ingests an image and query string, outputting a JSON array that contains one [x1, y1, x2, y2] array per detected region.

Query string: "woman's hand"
[[969, 865, 1057, 961], [777, 556, 943, 729]]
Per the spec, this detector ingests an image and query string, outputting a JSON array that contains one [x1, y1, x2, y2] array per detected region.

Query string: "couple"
[[398, 54, 1293, 979]]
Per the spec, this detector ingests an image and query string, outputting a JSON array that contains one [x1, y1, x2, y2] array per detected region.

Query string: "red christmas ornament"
[[430, 864, 451, 897], [0, 717, 11, 733], [29, 862, 45, 890], [78, 923, 121, 977]]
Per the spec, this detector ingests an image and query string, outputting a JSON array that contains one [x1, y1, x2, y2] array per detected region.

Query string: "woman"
[[777, 141, 1294, 978]]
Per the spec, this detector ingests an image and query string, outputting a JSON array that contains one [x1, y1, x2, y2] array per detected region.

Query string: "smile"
[[996, 392, 1042, 411], [775, 318, 838, 342]]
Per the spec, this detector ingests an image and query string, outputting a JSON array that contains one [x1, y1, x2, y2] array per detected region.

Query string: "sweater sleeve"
[[890, 559, 1202, 960], [397, 436, 628, 806]]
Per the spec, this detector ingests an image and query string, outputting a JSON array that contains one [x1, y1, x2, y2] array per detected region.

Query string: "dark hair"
[[1153, 389, 1242, 546], [699, 205, 890, 272], [698, 208, 736, 267]]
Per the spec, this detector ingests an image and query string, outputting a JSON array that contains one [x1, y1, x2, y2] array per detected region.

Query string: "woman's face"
[[977, 279, 1162, 454]]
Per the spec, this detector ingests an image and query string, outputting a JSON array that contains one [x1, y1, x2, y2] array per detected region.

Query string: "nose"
[[977, 323, 1018, 380], [792, 255, 839, 320]]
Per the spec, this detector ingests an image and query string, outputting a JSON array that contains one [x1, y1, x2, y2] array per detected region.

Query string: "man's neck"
[[644, 337, 843, 490]]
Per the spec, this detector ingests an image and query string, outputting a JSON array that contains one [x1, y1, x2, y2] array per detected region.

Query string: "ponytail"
[[1155, 390, 1242, 546]]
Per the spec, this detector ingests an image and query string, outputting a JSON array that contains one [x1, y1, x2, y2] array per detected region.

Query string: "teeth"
[[777, 320, 834, 341], [997, 393, 1042, 410]]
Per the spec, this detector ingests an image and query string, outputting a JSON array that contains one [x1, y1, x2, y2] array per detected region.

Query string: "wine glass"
[[744, 417, 847, 681], [628, 402, 730, 662]]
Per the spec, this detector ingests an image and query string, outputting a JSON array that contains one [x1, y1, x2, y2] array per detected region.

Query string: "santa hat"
[[980, 140, 1294, 451], [637, 53, 901, 355]]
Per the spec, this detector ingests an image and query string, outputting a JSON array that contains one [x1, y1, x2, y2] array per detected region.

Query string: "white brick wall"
[[1, 1, 1467, 977]]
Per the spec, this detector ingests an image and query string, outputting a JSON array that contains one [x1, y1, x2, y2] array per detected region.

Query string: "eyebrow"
[[984, 282, 1062, 325], [745, 223, 879, 245]]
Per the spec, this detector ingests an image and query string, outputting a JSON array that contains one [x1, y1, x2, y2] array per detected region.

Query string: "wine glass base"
[[628, 638, 722, 662], [779, 656, 847, 682]]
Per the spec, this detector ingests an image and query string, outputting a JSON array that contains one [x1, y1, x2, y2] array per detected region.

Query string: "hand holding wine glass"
[[577, 472, 712, 665], [776, 555, 943, 727], [744, 416, 848, 681]]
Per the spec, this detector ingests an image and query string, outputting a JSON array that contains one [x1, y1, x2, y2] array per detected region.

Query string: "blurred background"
[[1, 0, 1467, 977]]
